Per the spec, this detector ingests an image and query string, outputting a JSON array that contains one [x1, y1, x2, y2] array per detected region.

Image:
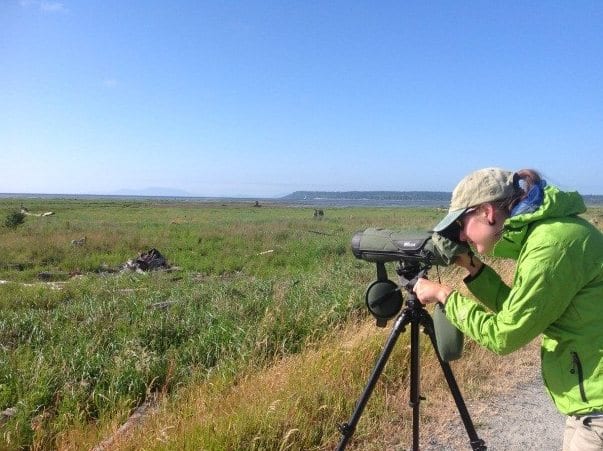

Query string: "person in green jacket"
[[413, 167, 603, 451]]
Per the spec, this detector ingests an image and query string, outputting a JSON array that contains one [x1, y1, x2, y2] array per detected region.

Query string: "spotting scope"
[[350, 227, 470, 328], [351, 227, 469, 267]]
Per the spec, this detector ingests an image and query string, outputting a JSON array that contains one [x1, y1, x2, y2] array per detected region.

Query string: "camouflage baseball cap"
[[432, 167, 515, 232]]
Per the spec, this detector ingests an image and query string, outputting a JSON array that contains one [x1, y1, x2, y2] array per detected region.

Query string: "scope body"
[[351, 227, 469, 267], [351, 228, 437, 265]]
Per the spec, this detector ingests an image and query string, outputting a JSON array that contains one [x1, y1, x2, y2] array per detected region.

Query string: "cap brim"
[[431, 208, 466, 232]]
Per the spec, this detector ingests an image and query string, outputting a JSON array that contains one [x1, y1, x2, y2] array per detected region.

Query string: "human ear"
[[483, 203, 497, 226]]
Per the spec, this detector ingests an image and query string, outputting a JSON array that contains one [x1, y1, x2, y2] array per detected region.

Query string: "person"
[[413, 167, 603, 451]]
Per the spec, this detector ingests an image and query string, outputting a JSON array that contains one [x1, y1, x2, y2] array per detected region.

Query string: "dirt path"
[[472, 374, 565, 450], [425, 364, 565, 450]]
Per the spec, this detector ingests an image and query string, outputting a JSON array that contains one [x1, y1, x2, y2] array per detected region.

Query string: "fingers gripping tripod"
[[336, 263, 487, 451]]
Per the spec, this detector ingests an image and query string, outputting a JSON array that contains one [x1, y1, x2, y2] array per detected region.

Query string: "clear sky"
[[2, 1, 602, 197]]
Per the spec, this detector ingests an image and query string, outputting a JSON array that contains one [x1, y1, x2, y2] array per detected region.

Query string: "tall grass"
[[99, 260, 537, 451], [1, 268, 368, 449], [1, 199, 428, 449]]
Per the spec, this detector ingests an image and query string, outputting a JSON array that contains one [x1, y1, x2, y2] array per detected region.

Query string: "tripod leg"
[[421, 313, 487, 451], [409, 320, 421, 451], [336, 312, 411, 451]]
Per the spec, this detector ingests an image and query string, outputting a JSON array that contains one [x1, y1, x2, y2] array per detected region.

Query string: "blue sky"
[[2, 1, 602, 197]]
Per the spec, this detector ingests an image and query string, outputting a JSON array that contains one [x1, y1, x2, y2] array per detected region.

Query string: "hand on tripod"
[[413, 277, 452, 305]]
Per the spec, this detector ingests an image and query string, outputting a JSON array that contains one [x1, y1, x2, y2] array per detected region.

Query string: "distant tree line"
[[583, 195, 603, 205], [282, 191, 603, 205], [281, 191, 452, 201]]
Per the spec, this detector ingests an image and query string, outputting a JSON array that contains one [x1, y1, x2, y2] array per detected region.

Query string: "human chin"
[[473, 240, 494, 255]]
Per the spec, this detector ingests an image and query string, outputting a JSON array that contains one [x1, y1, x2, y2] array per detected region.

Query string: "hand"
[[413, 278, 452, 305], [454, 252, 483, 277]]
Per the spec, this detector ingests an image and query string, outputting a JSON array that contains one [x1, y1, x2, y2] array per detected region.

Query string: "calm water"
[[0, 193, 451, 208], [2, 192, 602, 207]]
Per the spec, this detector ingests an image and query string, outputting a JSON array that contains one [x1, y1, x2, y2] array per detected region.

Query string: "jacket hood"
[[492, 185, 587, 259]]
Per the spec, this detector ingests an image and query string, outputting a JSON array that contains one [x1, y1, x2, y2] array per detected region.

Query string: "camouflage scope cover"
[[351, 228, 470, 267], [430, 232, 471, 266]]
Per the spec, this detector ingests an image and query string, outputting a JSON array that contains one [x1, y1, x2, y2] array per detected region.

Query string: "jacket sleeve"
[[445, 243, 581, 355], [463, 264, 511, 313]]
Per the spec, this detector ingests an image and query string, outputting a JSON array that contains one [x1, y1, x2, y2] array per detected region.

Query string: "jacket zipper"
[[570, 351, 588, 403]]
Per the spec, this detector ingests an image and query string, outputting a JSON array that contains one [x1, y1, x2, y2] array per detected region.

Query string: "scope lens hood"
[[365, 279, 402, 322]]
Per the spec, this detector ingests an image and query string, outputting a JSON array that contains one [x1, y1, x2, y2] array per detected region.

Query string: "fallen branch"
[[20, 207, 54, 217], [91, 394, 158, 451]]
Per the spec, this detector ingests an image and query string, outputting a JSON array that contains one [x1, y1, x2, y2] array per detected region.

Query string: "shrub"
[[4, 211, 25, 229]]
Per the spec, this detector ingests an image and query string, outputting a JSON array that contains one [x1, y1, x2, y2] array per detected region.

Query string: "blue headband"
[[510, 179, 547, 217]]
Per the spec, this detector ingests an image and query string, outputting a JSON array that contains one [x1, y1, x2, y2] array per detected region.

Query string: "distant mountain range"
[[111, 187, 193, 197]]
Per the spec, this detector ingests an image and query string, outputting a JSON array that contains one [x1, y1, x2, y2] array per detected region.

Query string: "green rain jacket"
[[445, 184, 603, 415]]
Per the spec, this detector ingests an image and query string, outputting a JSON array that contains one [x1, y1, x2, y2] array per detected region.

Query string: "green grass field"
[[1, 199, 601, 450], [0, 198, 442, 449]]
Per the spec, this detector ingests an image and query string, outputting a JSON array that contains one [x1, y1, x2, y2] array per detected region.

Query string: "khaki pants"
[[563, 415, 603, 451]]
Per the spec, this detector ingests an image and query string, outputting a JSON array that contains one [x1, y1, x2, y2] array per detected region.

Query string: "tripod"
[[336, 264, 487, 451]]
